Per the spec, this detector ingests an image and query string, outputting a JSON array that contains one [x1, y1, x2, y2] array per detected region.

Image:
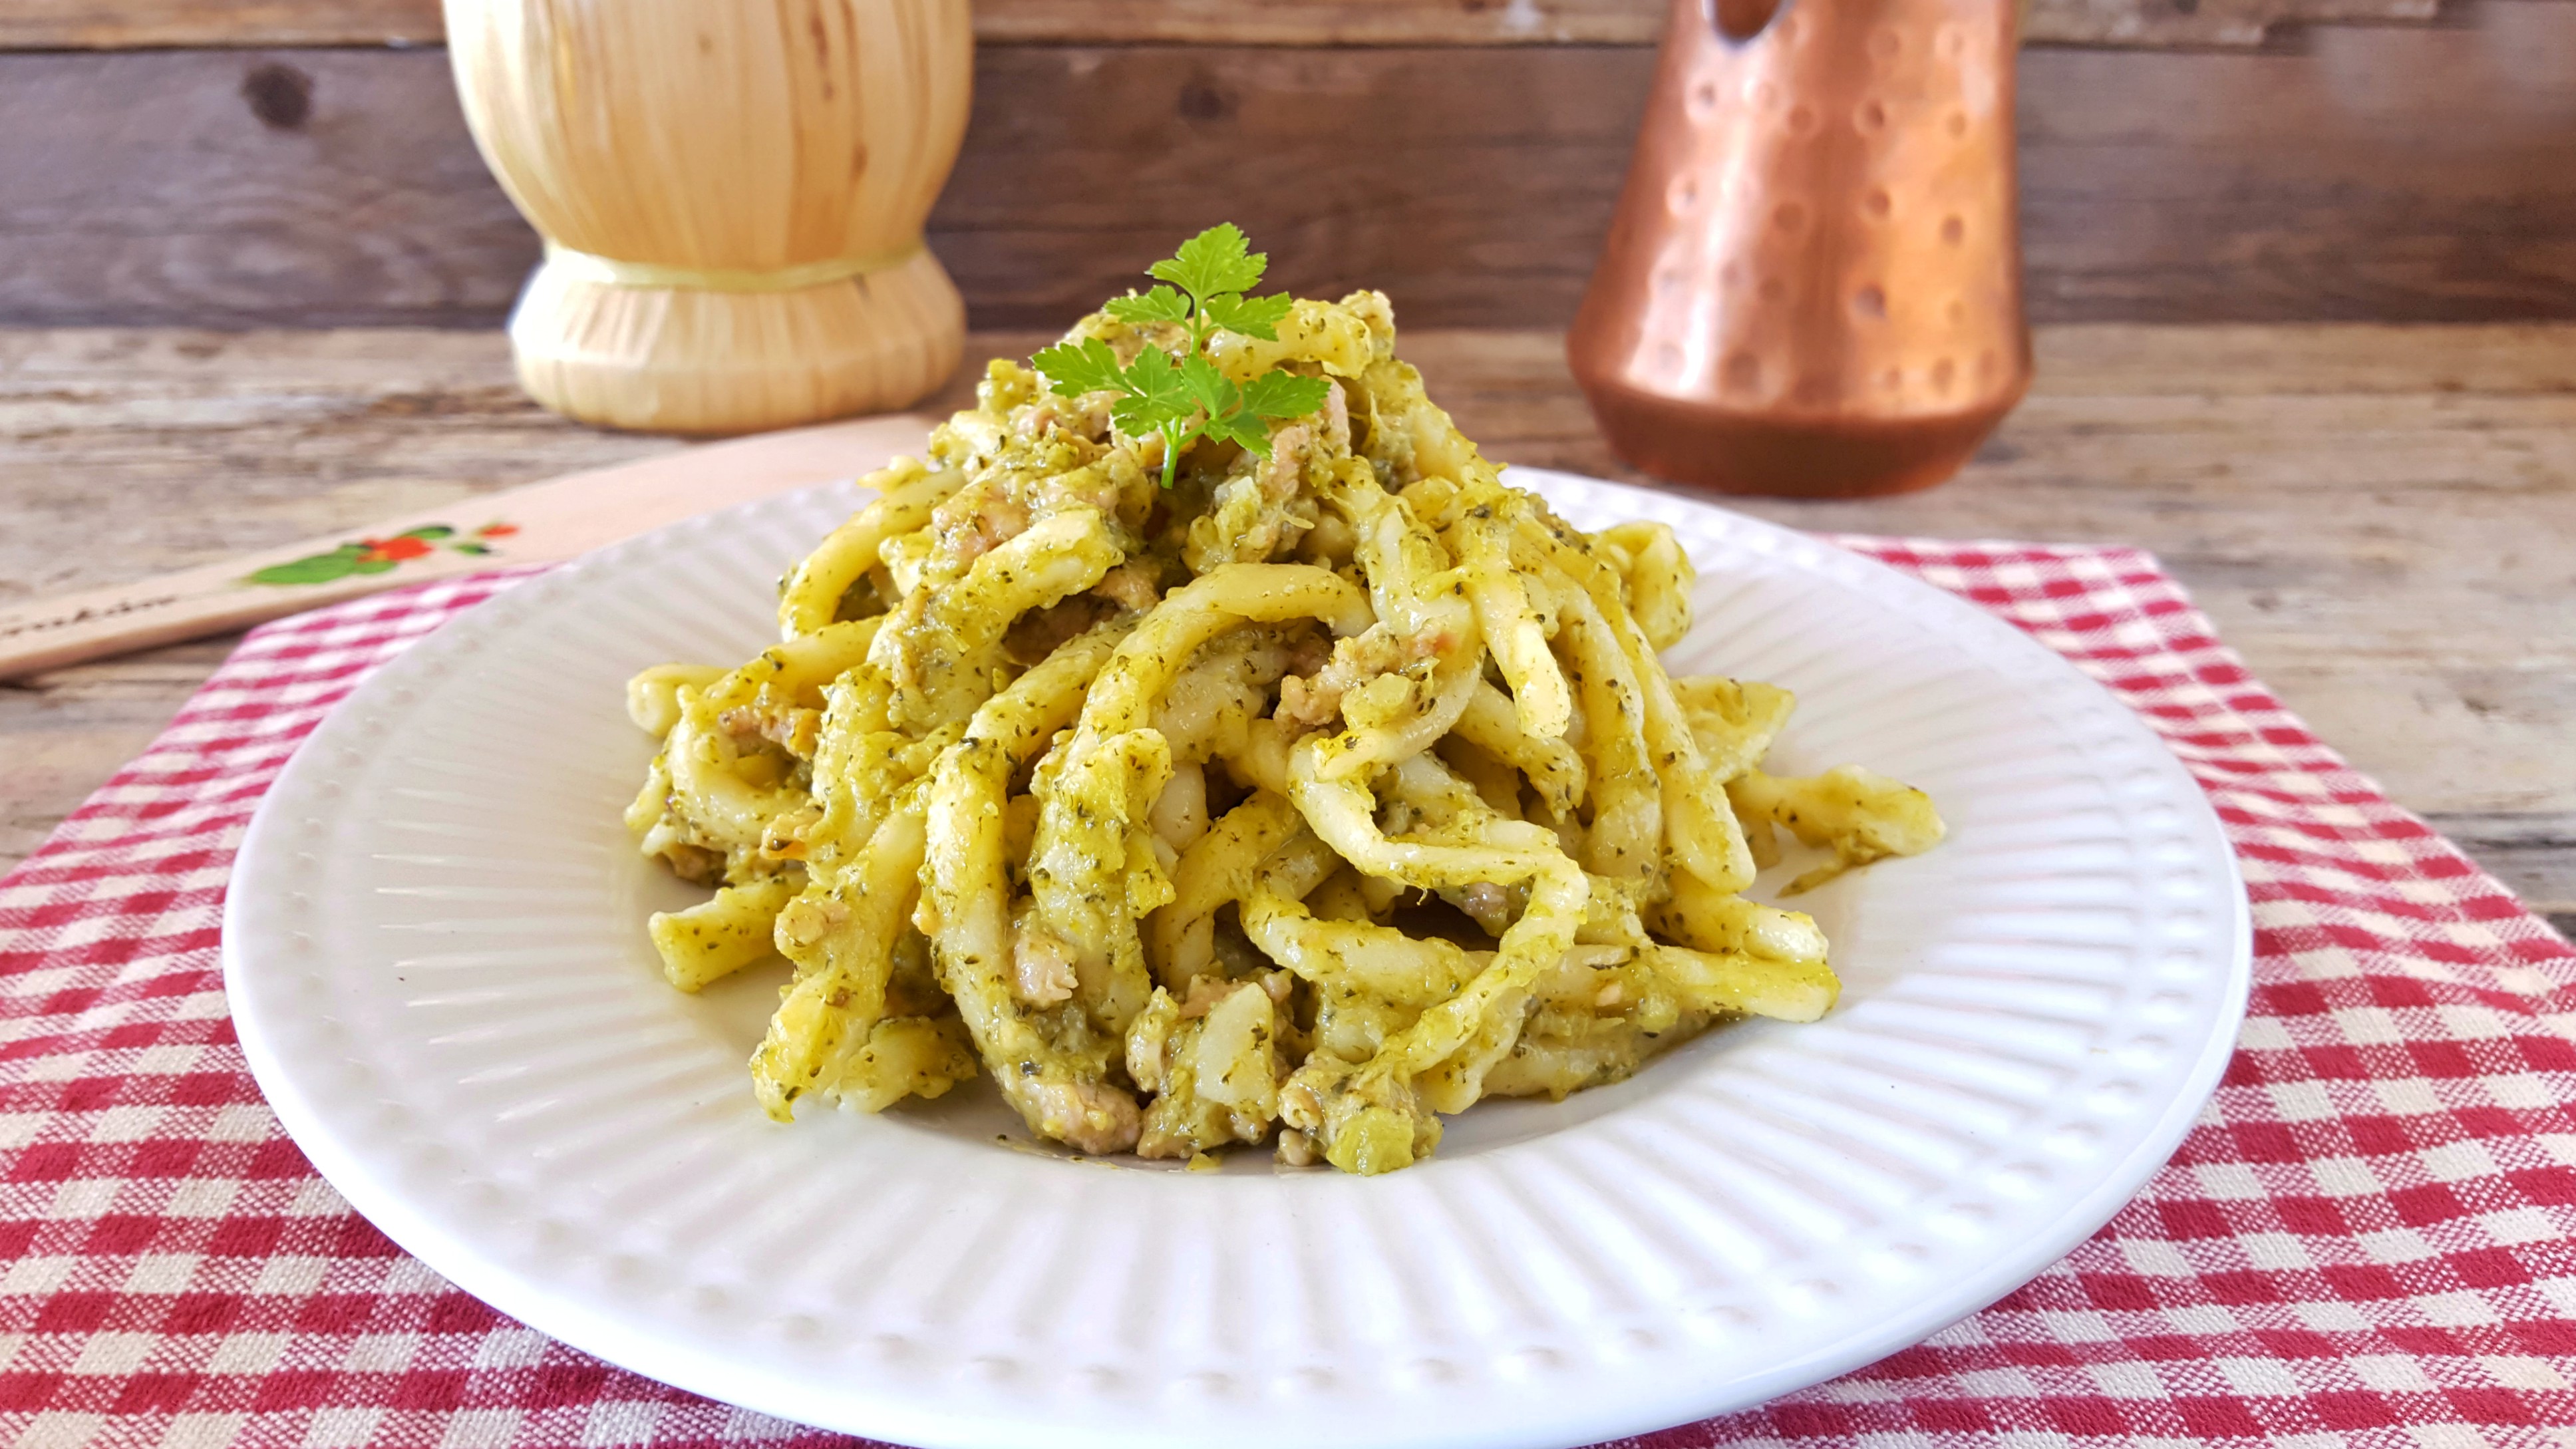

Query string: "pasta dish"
[[623, 228, 1942, 1174]]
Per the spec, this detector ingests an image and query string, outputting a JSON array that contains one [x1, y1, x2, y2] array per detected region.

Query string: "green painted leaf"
[[243, 552, 365, 587], [1240, 369, 1332, 420], [353, 557, 399, 575], [1031, 337, 1128, 397], [450, 542, 492, 556], [1202, 291, 1292, 342], [399, 525, 455, 540], [1150, 223, 1265, 304], [1103, 285, 1190, 325]]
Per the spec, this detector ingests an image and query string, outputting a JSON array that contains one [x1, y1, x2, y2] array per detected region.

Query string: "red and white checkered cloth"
[[3, 542, 2571, 1449]]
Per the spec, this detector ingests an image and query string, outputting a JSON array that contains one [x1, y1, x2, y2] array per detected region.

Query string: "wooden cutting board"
[[0, 412, 936, 681]]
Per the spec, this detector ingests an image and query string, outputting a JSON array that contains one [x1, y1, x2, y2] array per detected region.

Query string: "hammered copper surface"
[[1569, 0, 2031, 497]]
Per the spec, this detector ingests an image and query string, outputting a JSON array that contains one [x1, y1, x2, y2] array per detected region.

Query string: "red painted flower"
[[359, 536, 435, 564], [477, 523, 519, 538]]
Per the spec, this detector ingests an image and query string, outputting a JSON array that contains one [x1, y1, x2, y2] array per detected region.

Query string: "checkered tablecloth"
[[3, 542, 2571, 1449]]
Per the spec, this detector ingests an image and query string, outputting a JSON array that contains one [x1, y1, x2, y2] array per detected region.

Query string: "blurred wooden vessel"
[[444, 0, 973, 434], [1569, 0, 2031, 497]]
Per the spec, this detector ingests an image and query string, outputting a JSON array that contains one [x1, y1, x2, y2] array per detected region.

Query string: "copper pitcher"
[[1568, 0, 2030, 498]]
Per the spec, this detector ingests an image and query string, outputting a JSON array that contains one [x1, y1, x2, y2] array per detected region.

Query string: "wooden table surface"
[[3, 323, 2570, 936]]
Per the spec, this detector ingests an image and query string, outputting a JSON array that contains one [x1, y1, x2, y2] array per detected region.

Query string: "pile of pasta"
[[624, 289, 1943, 1174]]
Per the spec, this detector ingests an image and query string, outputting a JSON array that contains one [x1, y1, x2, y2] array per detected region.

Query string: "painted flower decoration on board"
[[243, 522, 518, 587]]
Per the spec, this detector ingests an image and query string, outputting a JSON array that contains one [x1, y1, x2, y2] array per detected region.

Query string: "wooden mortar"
[[444, 0, 972, 435]]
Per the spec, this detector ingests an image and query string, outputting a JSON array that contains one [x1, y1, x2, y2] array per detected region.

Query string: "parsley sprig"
[[1031, 225, 1333, 489]]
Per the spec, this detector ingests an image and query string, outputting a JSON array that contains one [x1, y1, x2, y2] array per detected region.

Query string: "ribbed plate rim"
[[224, 466, 2252, 1449]]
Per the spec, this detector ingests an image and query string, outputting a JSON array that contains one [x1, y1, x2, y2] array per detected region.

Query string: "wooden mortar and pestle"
[[444, 0, 973, 435]]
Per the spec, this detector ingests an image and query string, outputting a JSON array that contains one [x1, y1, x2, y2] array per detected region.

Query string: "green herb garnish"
[[1031, 224, 1333, 489]]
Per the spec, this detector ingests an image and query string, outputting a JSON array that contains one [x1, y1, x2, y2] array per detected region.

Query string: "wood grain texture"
[[0, 51, 537, 327], [0, 0, 2454, 51], [4, 7, 2574, 331], [0, 0, 440, 49], [0, 410, 938, 679], [444, 0, 975, 433], [3, 323, 2570, 937]]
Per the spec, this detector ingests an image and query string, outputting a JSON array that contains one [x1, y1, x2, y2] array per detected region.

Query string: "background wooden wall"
[[2, 0, 2572, 330]]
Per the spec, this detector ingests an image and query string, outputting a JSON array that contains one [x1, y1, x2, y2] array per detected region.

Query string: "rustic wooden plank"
[[3, 323, 2571, 936], [969, 0, 2449, 48], [2429, 815, 2576, 944], [1943, 321, 2576, 396], [0, 640, 236, 870], [2033, 0, 2437, 49], [0, 0, 440, 49], [0, 329, 674, 598], [0, 0, 2459, 52], [0, 51, 536, 327], [5, 13, 2575, 332], [977, 0, 1657, 47]]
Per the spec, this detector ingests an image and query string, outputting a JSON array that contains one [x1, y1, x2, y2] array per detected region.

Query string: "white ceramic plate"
[[226, 468, 2249, 1449]]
